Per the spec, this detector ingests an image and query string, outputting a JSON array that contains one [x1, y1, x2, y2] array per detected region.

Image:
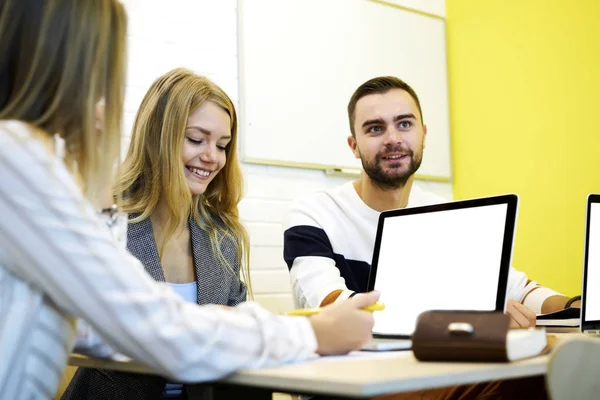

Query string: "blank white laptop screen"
[[584, 202, 600, 322], [371, 203, 511, 336]]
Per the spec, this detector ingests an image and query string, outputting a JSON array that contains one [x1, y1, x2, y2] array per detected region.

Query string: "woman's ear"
[[95, 97, 106, 131]]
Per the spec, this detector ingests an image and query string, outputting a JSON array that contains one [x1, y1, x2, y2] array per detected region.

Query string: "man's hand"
[[506, 299, 536, 328], [541, 295, 581, 313], [569, 300, 582, 308], [309, 290, 380, 355]]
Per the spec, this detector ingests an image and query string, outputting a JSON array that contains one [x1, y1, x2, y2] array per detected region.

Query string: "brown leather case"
[[412, 310, 510, 362]]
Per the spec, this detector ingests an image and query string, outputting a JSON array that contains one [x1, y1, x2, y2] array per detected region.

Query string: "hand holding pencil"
[[305, 290, 381, 356]]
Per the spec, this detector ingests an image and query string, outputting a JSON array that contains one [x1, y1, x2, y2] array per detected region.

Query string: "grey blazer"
[[62, 214, 246, 400]]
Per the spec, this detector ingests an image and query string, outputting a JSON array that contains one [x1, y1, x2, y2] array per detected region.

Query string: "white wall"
[[121, 0, 452, 312]]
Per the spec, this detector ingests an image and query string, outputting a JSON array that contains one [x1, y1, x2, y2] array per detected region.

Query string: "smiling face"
[[182, 100, 232, 195], [348, 88, 427, 190]]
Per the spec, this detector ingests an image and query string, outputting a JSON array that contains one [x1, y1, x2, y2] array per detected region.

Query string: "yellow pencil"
[[286, 301, 385, 316]]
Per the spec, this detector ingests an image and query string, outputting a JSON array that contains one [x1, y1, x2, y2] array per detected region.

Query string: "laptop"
[[362, 194, 519, 351], [581, 194, 600, 335]]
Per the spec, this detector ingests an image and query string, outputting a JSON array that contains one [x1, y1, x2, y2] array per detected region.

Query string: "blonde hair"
[[0, 0, 127, 200], [117, 68, 251, 294]]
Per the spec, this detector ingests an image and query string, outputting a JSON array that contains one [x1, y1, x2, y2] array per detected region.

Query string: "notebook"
[[362, 194, 519, 351], [581, 194, 600, 335], [536, 307, 580, 328]]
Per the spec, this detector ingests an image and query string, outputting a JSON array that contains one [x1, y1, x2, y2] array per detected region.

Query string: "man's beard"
[[360, 145, 423, 191]]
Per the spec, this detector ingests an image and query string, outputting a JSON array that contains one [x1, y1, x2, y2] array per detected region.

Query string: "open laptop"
[[362, 194, 519, 351], [581, 194, 600, 335]]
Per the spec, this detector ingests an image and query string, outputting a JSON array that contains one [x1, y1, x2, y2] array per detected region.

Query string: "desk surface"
[[68, 352, 548, 398], [222, 352, 548, 397], [68, 334, 580, 398]]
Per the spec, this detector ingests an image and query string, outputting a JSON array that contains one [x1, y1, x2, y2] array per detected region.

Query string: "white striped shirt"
[[0, 121, 317, 400]]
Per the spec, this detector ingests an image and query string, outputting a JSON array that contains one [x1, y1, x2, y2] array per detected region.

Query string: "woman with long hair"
[[0, 1, 379, 399], [64, 69, 254, 399]]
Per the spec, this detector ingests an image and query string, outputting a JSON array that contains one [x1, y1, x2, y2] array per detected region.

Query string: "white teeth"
[[189, 167, 210, 177], [385, 155, 404, 159]]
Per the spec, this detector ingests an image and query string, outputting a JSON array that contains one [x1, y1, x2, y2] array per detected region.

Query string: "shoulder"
[[196, 209, 227, 229], [0, 121, 78, 195], [0, 121, 52, 159], [191, 212, 238, 252], [284, 183, 350, 229], [125, 213, 151, 241], [0, 120, 33, 138]]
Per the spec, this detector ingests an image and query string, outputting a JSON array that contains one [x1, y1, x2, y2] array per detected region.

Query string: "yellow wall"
[[446, 0, 600, 295]]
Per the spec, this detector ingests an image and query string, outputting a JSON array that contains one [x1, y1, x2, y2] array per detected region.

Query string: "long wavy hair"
[[117, 68, 251, 294], [0, 0, 127, 201]]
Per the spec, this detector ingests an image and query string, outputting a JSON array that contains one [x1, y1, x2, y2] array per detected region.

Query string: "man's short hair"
[[347, 76, 423, 137]]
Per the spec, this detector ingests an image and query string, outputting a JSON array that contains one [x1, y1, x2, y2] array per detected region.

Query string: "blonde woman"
[[0, 1, 381, 400], [64, 69, 254, 399]]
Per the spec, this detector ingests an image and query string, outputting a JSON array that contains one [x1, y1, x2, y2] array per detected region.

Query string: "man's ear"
[[422, 124, 427, 149], [348, 135, 360, 159]]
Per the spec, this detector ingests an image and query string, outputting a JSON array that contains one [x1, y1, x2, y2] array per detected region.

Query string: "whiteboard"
[[238, 0, 452, 180]]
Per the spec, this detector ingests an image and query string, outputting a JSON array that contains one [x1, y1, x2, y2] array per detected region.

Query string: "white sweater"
[[284, 181, 560, 312], [0, 121, 317, 400]]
